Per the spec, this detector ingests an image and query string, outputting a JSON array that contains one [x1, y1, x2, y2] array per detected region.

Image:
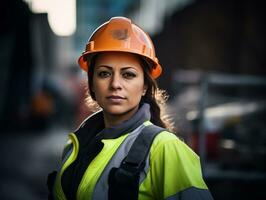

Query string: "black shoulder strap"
[[122, 125, 165, 170], [108, 125, 165, 200]]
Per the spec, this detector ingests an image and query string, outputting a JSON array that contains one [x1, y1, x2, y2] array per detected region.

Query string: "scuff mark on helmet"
[[112, 29, 128, 40]]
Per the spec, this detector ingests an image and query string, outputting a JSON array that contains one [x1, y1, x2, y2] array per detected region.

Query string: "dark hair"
[[86, 54, 174, 132]]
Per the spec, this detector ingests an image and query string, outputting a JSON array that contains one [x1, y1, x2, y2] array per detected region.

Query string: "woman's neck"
[[103, 106, 139, 128]]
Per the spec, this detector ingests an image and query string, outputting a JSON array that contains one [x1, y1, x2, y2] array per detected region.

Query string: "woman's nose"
[[109, 73, 122, 90]]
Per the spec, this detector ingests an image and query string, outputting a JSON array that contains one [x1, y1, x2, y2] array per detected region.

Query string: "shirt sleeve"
[[149, 131, 213, 200]]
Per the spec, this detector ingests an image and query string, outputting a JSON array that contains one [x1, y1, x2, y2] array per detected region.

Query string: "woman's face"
[[92, 52, 146, 118]]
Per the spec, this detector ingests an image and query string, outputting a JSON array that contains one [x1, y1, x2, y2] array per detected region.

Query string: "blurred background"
[[0, 0, 265, 199]]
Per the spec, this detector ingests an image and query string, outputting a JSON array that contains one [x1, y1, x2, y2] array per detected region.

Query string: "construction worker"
[[48, 16, 213, 200]]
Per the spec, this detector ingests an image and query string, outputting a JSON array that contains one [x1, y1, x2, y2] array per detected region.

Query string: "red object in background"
[[191, 132, 220, 160]]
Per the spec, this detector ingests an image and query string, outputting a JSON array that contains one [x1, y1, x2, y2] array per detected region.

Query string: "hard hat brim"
[[78, 51, 162, 79]]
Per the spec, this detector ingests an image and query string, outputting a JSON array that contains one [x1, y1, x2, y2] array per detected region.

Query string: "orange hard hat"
[[78, 16, 162, 79]]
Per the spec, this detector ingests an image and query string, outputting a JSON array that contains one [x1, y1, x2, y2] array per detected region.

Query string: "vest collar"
[[100, 103, 151, 139], [75, 103, 151, 146]]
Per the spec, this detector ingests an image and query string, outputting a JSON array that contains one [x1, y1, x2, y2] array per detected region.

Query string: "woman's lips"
[[107, 95, 125, 99], [106, 95, 126, 103]]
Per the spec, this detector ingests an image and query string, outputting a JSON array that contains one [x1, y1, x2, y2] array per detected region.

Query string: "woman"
[[48, 16, 213, 200]]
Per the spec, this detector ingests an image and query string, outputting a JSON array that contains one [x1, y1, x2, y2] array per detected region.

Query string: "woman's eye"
[[123, 72, 136, 79], [97, 71, 111, 78]]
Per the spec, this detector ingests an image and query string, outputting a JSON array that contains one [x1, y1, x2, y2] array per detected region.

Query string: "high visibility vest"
[[52, 120, 212, 200]]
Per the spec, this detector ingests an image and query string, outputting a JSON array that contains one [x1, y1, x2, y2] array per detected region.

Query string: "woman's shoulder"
[[150, 129, 199, 160], [151, 129, 181, 149]]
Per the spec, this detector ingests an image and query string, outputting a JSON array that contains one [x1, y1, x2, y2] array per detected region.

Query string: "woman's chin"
[[104, 108, 128, 116], [103, 105, 138, 117]]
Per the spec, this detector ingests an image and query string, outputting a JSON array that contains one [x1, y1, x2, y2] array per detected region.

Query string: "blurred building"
[[153, 0, 266, 96]]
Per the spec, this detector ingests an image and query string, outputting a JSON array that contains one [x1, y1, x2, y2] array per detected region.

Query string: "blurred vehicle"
[[169, 70, 266, 174], [188, 101, 266, 171]]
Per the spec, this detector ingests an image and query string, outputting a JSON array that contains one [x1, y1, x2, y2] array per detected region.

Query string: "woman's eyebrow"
[[121, 67, 138, 71], [96, 65, 138, 71], [95, 65, 113, 70]]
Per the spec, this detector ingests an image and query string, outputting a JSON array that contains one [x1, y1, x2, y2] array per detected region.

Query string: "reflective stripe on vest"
[[92, 123, 151, 199], [53, 133, 79, 200], [165, 187, 214, 200]]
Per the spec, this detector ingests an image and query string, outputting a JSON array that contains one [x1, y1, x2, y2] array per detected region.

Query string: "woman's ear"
[[142, 85, 148, 96]]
